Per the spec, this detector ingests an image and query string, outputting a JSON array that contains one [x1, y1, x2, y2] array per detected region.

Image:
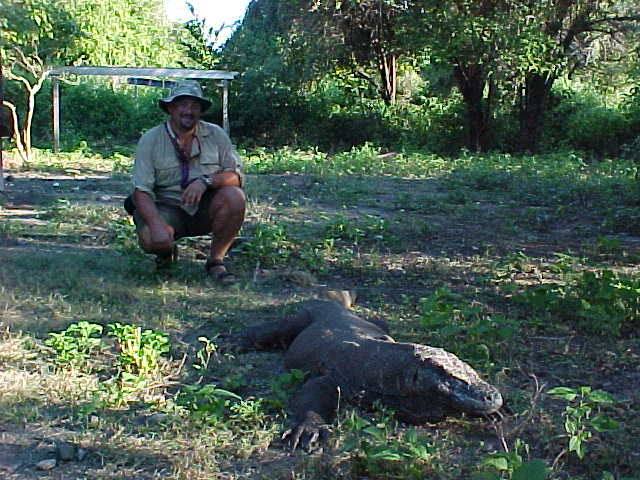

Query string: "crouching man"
[[128, 80, 245, 284]]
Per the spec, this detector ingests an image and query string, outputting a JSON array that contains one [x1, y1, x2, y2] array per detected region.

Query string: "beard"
[[177, 114, 196, 131]]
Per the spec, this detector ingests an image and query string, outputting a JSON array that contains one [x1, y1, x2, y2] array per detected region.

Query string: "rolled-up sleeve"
[[219, 139, 245, 187], [132, 129, 158, 200]]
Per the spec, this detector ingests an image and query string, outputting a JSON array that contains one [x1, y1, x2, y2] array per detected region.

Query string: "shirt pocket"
[[199, 145, 221, 176], [154, 156, 182, 188]]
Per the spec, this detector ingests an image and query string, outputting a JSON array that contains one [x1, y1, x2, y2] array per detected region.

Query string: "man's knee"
[[211, 186, 246, 214]]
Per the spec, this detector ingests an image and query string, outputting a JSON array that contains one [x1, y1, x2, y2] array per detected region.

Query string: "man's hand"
[[133, 189, 175, 253], [141, 223, 174, 251], [181, 177, 207, 206], [148, 222, 175, 250]]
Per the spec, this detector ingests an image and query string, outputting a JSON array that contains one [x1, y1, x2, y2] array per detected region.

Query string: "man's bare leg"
[[206, 186, 246, 279], [133, 189, 176, 264]]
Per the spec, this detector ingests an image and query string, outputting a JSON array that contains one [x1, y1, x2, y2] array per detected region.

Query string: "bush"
[[59, 81, 164, 146], [544, 88, 632, 157]]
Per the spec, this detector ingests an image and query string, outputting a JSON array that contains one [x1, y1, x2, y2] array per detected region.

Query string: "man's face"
[[167, 96, 202, 132]]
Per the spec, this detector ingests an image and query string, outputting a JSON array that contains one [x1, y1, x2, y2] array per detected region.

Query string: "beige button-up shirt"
[[132, 120, 244, 215]]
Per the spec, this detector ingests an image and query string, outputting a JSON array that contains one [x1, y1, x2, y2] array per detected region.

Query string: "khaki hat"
[[158, 80, 212, 113]]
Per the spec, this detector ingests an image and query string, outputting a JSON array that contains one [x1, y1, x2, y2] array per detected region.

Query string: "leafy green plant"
[[102, 371, 151, 407], [474, 439, 548, 480], [418, 288, 519, 364], [176, 384, 242, 426], [229, 398, 268, 426], [341, 409, 434, 478], [45, 321, 103, 367], [547, 386, 620, 460], [323, 214, 395, 247], [324, 215, 366, 243], [516, 270, 640, 336], [108, 323, 169, 376], [106, 216, 137, 251], [239, 222, 293, 267], [268, 369, 307, 410], [193, 336, 218, 372]]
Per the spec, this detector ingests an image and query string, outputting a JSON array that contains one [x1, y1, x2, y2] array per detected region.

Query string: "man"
[[129, 80, 245, 284]]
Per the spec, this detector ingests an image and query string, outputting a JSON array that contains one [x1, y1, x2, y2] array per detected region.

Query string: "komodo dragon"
[[237, 299, 503, 451]]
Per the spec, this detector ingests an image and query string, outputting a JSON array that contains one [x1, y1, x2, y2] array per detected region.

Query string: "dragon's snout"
[[481, 389, 503, 413], [434, 378, 503, 414]]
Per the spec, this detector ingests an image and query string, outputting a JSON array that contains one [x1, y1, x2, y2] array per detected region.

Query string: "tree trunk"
[[377, 51, 397, 105], [2, 100, 27, 164], [453, 62, 490, 152], [518, 72, 555, 153]]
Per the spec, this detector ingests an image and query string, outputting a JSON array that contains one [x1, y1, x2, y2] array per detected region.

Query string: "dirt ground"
[[1, 163, 639, 479]]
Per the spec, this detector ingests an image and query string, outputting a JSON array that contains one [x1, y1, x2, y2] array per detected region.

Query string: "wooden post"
[[52, 77, 60, 153], [0, 49, 5, 192], [222, 79, 230, 135]]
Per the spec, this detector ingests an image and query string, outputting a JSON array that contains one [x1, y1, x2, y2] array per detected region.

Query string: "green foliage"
[[179, 4, 224, 69], [547, 386, 620, 460], [474, 440, 548, 480], [229, 398, 268, 426], [56, 81, 165, 148], [239, 222, 294, 267], [341, 408, 435, 478], [418, 288, 519, 364], [176, 384, 242, 426], [106, 216, 138, 253], [545, 88, 633, 157], [58, 0, 188, 67], [267, 369, 307, 411], [108, 322, 169, 375], [602, 207, 640, 236], [45, 321, 103, 367], [323, 214, 394, 246], [193, 336, 218, 372], [515, 270, 640, 336], [0, 0, 78, 61]]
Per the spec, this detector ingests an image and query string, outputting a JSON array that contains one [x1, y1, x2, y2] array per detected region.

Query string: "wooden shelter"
[[48, 66, 239, 153]]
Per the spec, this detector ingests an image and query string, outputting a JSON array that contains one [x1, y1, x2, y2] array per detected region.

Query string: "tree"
[[306, 0, 409, 104], [179, 3, 237, 69], [1, 0, 192, 163], [0, 0, 78, 163], [515, 0, 640, 152], [401, 0, 640, 152], [404, 1, 517, 151], [63, 0, 189, 67]]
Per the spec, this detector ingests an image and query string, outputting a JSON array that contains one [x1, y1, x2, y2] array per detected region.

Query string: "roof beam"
[[49, 66, 239, 80]]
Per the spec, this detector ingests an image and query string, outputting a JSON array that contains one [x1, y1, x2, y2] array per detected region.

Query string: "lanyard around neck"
[[164, 122, 200, 189]]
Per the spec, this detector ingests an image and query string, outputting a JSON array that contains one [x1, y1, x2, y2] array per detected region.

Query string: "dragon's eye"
[[436, 382, 451, 395]]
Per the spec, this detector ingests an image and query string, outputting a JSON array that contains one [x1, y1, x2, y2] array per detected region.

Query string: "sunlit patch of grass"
[[17, 147, 132, 175]]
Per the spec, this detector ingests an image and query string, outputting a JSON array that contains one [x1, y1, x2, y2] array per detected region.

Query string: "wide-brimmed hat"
[[158, 80, 212, 113]]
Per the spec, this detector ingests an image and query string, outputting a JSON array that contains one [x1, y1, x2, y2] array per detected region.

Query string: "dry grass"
[[0, 149, 638, 479]]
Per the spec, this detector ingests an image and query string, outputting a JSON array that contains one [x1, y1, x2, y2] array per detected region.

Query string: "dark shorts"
[[133, 190, 215, 240]]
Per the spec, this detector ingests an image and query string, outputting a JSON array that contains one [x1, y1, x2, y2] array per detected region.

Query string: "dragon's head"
[[429, 373, 503, 415], [408, 345, 503, 417]]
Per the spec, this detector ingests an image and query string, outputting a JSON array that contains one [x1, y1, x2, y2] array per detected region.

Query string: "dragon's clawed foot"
[[283, 412, 329, 453]]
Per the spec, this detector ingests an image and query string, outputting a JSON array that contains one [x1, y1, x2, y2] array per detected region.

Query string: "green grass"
[[0, 147, 638, 479]]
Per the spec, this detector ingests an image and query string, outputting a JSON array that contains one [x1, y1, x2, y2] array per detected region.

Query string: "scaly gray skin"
[[238, 300, 503, 451]]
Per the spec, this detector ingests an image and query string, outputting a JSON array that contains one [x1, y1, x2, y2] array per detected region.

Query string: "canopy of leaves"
[[1, 0, 191, 68]]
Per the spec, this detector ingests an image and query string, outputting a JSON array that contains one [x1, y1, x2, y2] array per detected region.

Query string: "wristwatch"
[[200, 175, 213, 188]]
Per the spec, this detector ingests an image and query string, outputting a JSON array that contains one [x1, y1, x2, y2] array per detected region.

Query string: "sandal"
[[205, 259, 238, 285]]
